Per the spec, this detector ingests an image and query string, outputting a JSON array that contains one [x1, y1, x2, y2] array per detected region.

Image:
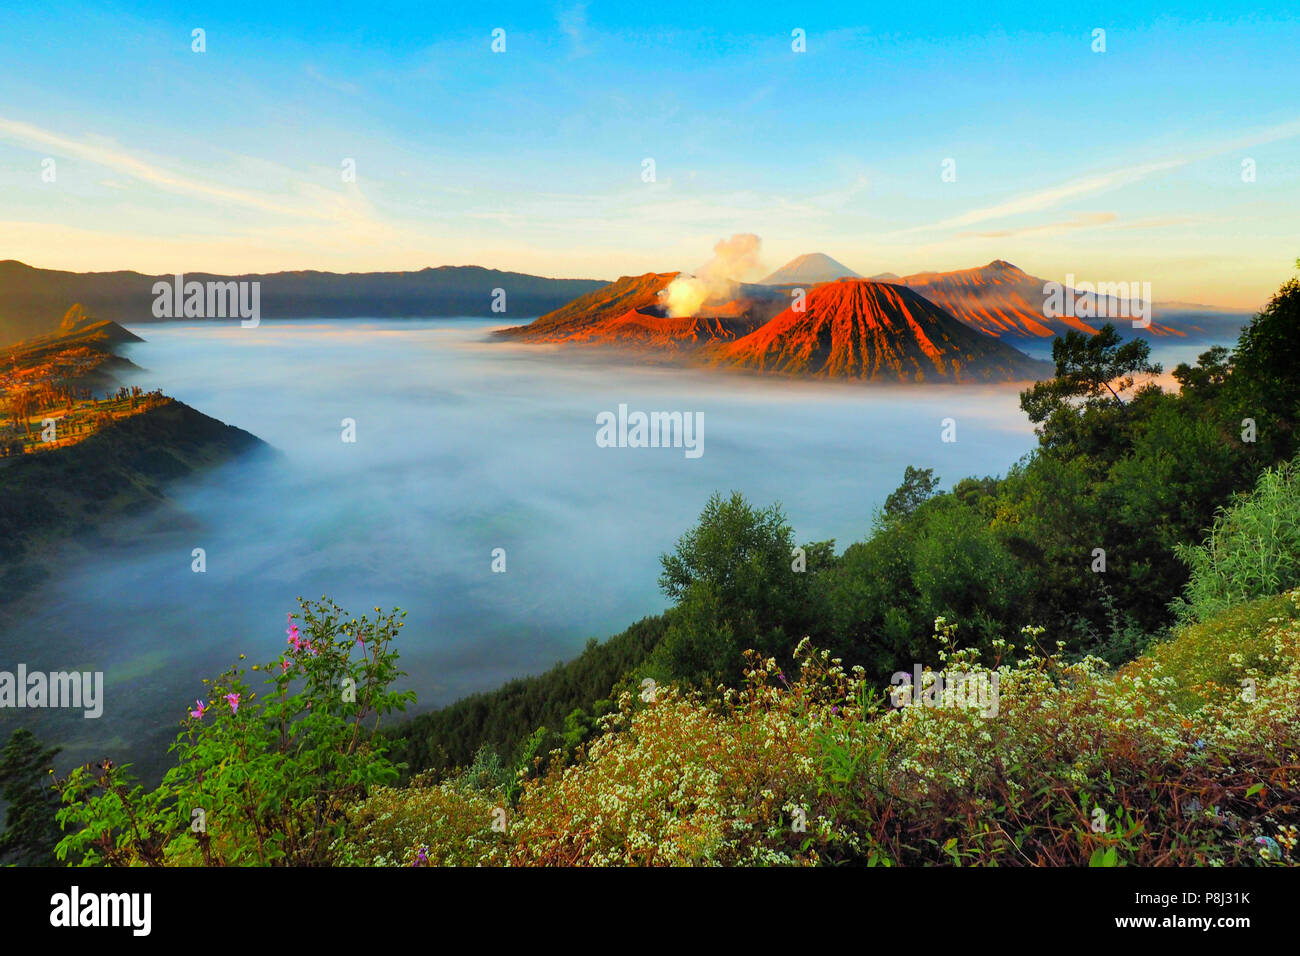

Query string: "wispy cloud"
[[959, 211, 1118, 238], [910, 116, 1300, 236], [922, 160, 1185, 232], [302, 63, 360, 96], [0, 115, 341, 220], [558, 3, 592, 59]]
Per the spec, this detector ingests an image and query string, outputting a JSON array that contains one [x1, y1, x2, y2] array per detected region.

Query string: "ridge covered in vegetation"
[[0, 305, 265, 602]]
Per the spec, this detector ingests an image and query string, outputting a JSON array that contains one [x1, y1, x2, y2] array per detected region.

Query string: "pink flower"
[[225, 692, 240, 714], [280, 658, 291, 673], [287, 614, 303, 650], [190, 699, 207, 720]]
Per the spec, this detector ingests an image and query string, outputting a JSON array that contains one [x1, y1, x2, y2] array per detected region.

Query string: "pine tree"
[[0, 728, 63, 866]]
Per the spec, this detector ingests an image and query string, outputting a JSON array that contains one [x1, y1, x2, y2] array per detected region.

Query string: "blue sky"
[[0, 1, 1295, 307]]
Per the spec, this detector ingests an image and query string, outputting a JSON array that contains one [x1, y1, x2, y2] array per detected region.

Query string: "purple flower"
[[190, 699, 207, 720], [225, 692, 241, 714], [287, 613, 305, 651]]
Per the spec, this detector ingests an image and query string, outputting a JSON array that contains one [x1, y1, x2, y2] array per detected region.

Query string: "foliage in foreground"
[[337, 595, 1299, 867], [52, 599, 414, 866]]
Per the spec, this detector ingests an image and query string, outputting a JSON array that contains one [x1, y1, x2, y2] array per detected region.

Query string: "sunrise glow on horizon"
[[0, 1, 1296, 309]]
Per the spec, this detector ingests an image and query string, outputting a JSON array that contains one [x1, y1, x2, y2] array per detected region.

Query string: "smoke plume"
[[661, 233, 765, 317]]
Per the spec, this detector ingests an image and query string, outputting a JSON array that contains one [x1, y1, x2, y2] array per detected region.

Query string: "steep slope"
[[713, 279, 1050, 382], [497, 272, 681, 342], [2, 305, 144, 391], [11, 304, 142, 351], [899, 260, 1183, 339], [0, 398, 265, 600], [760, 253, 861, 285], [0, 299, 267, 600], [499, 274, 814, 348]]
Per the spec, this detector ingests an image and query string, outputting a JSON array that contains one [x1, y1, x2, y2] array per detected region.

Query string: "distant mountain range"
[[3, 255, 1253, 384], [897, 259, 1182, 339], [0, 260, 608, 347]]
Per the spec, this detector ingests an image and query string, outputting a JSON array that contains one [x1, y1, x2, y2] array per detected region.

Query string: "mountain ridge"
[[896, 260, 1239, 339], [0, 260, 610, 347]]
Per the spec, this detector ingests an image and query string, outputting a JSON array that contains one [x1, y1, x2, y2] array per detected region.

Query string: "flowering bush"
[[54, 598, 415, 866], [501, 663, 865, 866], [341, 593, 1299, 867], [54, 591, 1299, 867], [331, 775, 504, 867], [811, 600, 1300, 865]]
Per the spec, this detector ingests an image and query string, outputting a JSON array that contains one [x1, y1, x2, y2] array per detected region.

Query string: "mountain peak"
[[760, 253, 861, 285], [58, 303, 94, 332]]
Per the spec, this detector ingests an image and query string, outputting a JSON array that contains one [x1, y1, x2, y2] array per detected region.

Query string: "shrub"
[[1172, 458, 1300, 624], [54, 598, 415, 866], [503, 667, 863, 867], [331, 776, 504, 867], [813, 609, 1300, 865], [1140, 592, 1300, 710], [358, 602, 1299, 867]]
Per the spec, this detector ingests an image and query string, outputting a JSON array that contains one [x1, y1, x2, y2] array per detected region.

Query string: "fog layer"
[[1, 319, 1043, 772]]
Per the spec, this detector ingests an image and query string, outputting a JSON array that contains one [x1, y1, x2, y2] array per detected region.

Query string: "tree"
[[1021, 323, 1162, 417], [1018, 323, 1163, 470], [0, 729, 63, 866], [1225, 268, 1300, 463], [1172, 345, 1232, 406], [654, 492, 833, 687], [880, 466, 940, 523]]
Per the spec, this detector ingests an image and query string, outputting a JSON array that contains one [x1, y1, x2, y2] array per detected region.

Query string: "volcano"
[[760, 253, 861, 285], [496, 272, 680, 342], [497, 272, 771, 349], [898, 260, 1183, 339], [711, 279, 1050, 382]]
